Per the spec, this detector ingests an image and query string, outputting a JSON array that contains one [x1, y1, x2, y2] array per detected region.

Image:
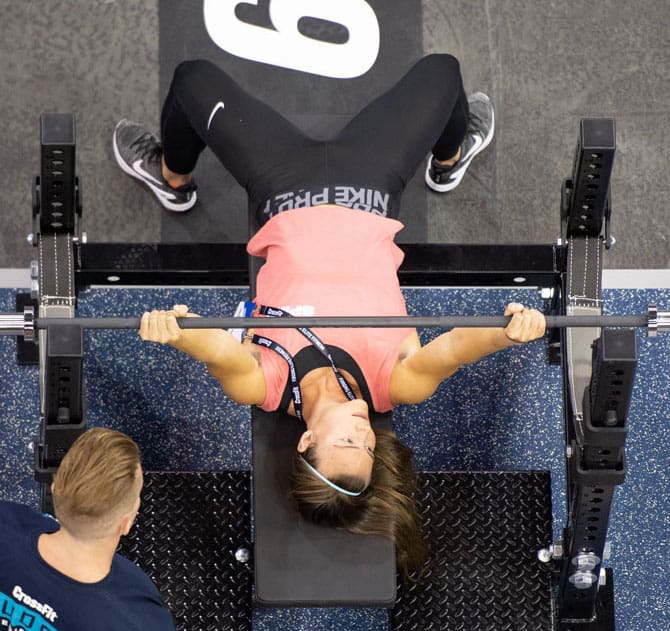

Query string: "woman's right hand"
[[139, 304, 199, 345]]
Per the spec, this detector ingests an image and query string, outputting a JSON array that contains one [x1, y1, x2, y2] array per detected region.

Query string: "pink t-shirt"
[[247, 205, 413, 413]]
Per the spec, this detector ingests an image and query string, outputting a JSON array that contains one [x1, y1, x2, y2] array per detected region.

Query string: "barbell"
[[1, 305, 668, 341]]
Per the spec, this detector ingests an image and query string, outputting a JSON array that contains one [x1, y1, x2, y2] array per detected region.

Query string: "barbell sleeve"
[[0, 312, 28, 335]]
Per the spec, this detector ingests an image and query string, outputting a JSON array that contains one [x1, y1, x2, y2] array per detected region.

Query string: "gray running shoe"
[[425, 92, 495, 193], [113, 119, 197, 212]]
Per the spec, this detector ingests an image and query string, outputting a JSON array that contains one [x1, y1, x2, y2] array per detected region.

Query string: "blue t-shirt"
[[0, 500, 175, 631]]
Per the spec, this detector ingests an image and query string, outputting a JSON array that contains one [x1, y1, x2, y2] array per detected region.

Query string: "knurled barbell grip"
[[31, 314, 649, 330]]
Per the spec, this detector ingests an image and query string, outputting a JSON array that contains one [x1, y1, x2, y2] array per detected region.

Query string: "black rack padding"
[[40, 113, 76, 234]]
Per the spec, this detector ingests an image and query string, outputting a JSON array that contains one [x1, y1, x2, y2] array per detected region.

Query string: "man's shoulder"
[[102, 555, 175, 629], [110, 553, 168, 605], [0, 500, 58, 536], [112, 553, 158, 585]]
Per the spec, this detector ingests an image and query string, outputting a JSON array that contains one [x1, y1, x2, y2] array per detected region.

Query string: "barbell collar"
[[23, 305, 35, 342], [647, 305, 670, 338]]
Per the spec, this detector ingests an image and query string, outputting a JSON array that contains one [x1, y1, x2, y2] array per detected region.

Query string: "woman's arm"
[[390, 303, 545, 404], [139, 305, 266, 405]]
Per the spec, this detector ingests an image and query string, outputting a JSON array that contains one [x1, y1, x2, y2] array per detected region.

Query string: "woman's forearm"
[[139, 308, 257, 376], [169, 328, 242, 367], [400, 304, 545, 382], [447, 327, 515, 366]]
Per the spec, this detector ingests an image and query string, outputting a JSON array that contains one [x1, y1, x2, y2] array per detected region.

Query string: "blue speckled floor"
[[1, 286, 668, 631]]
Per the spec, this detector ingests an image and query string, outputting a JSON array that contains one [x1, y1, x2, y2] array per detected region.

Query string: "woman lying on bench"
[[115, 54, 545, 575]]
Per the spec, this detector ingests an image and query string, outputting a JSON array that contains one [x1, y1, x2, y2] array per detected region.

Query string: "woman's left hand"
[[502, 303, 546, 344], [139, 304, 199, 346]]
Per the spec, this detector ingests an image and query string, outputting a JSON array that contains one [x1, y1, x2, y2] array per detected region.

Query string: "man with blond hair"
[[0, 428, 175, 630]]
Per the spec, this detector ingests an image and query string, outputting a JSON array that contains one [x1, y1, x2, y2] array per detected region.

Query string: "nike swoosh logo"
[[460, 134, 483, 164], [207, 101, 225, 130], [132, 160, 164, 187], [131, 160, 177, 201]]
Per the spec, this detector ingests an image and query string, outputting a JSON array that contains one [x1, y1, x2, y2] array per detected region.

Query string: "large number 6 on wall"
[[203, 0, 380, 79]]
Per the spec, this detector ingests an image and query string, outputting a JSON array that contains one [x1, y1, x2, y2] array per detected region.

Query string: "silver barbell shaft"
[[0, 313, 659, 334]]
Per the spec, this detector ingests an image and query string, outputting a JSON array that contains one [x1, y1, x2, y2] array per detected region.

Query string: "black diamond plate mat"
[[118, 471, 252, 631], [392, 471, 554, 631]]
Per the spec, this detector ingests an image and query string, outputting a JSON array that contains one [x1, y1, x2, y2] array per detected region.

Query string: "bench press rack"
[[19, 113, 643, 629]]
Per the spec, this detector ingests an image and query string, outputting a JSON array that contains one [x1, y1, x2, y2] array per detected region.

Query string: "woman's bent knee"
[[420, 53, 461, 79], [171, 59, 218, 88]]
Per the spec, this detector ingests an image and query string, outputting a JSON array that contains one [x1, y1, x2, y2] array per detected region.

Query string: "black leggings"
[[161, 54, 469, 222]]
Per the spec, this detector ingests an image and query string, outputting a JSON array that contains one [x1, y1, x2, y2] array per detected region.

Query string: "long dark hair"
[[289, 428, 426, 576]]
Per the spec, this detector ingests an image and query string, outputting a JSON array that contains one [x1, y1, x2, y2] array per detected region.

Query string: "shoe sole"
[[112, 122, 197, 212], [425, 101, 496, 193]]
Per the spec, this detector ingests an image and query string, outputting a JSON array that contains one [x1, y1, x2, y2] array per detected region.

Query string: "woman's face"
[[297, 399, 376, 485]]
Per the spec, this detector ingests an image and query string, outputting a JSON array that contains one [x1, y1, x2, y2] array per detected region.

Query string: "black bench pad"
[[252, 408, 397, 607]]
